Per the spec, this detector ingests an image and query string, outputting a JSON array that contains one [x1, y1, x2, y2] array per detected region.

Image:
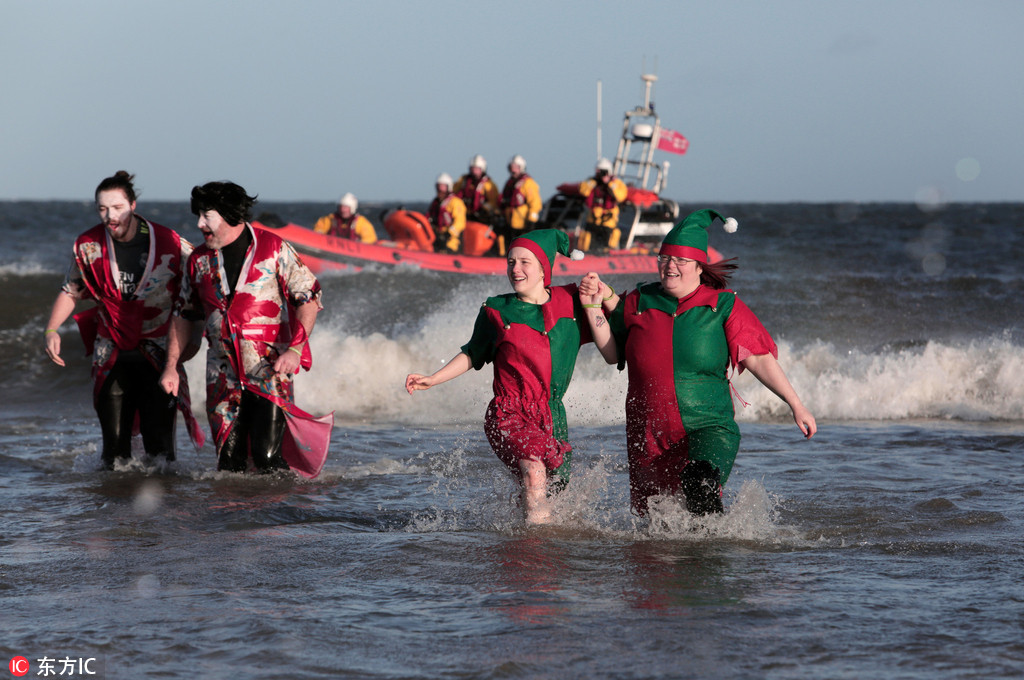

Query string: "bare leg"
[[518, 458, 552, 525]]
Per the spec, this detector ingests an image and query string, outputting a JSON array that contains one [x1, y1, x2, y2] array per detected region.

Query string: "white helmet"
[[509, 154, 526, 172], [436, 173, 453, 189], [596, 158, 613, 174], [470, 154, 487, 171], [339, 192, 358, 212]]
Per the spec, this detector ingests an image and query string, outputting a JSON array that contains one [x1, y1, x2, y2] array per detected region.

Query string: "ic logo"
[[9, 656, 30, 677]]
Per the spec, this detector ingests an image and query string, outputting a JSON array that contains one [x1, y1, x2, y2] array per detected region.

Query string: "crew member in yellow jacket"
[[454, 154, 500, 223], [313, 193, 378, 243], [497, 155, 542, 255], [578, 158, 628, 251], [429, 173, 467, 253]]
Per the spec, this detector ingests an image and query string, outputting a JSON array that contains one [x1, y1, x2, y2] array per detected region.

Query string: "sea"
[[1, 200, 1022, 679]]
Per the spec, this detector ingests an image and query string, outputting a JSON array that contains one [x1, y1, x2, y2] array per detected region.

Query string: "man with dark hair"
[[44, 171, 203, 469], [160, 181, 327, 474]]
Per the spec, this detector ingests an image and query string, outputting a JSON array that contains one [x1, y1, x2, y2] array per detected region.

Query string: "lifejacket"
[[502, 174, 532, 209], [328, 212, 358, 239], [457, 174, 489, 213], [585, 179, 620, 210], [428, 195, 456, 229]]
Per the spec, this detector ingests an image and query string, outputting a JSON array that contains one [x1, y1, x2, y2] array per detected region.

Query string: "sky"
[[2, 0, 1022, 204]]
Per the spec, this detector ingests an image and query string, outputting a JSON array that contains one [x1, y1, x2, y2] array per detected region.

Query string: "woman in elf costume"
[[581, 209, 816, 516], [406, 229, 616, 524]]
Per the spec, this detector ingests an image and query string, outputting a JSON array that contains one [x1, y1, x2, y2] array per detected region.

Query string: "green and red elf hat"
[[509, 229, 584, 286], [659, 209, 738, 264]]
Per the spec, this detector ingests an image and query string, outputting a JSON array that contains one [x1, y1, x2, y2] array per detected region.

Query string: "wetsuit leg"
[[242, 391, 288, 472], [217, 422, 249, 472], [680, 426, 741, 515], [95, 359, 135, 468], [679, 460, 724, 515], [134, 361, 177, 461], [217, 392, 287, 473]]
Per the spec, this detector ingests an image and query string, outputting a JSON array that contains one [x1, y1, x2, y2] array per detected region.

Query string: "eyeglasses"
[[657, 255, 696, 267]]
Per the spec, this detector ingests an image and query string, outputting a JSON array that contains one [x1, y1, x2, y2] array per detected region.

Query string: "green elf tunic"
[[610, 282, 777, 514], [461, 283, 592, 487]]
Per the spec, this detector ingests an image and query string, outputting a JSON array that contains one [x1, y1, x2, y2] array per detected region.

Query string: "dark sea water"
[[2, 200, 1022, 679]]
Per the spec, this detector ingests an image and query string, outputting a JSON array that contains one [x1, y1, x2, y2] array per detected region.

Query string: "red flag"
[[657, 128, 689, 155]]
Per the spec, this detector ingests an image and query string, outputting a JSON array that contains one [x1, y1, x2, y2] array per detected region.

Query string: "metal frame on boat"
[[542, 73, 682, 250]]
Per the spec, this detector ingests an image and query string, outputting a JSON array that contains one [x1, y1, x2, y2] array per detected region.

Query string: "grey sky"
[[2, 0, 1021, 203]]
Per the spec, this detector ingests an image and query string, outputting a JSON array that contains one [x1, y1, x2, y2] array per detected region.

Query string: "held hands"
[[579, 272, 602, 297], [579, 271, 619, 364], [579, 272, 605, 308]]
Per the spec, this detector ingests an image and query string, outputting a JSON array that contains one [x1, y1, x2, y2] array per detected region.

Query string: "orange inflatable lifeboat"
[[384, 209, 496, 256], [383, 209, 435, 251], [460, 220, 496, 257]]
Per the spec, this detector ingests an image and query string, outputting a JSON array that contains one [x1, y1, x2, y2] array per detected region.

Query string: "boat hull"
[[257, 221, 720, 277]]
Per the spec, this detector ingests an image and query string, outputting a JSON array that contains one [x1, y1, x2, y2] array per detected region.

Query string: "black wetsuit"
[[97, 355, 176, 466]]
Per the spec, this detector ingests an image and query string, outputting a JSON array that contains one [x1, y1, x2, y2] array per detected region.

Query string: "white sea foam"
[[174, 284, 1023, 426], [0, 259, 55, 276], [752, 335, 1024, 422], [342, 455, 428, 479], [283, 322, 1024, 425], [401, 455, 807, 544], [644, 479, 787, 542]]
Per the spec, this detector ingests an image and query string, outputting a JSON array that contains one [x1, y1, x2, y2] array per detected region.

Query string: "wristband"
[[44, 329, 58, 335], [287, 345, 303, 356], [602, 284, 615, 301], [582, 303, 602, 309]]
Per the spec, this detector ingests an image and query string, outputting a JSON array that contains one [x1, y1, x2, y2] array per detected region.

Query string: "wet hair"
[[95, 170, 138, 203], [190, 181, 258, 226], [698, 257, 738, 290]]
